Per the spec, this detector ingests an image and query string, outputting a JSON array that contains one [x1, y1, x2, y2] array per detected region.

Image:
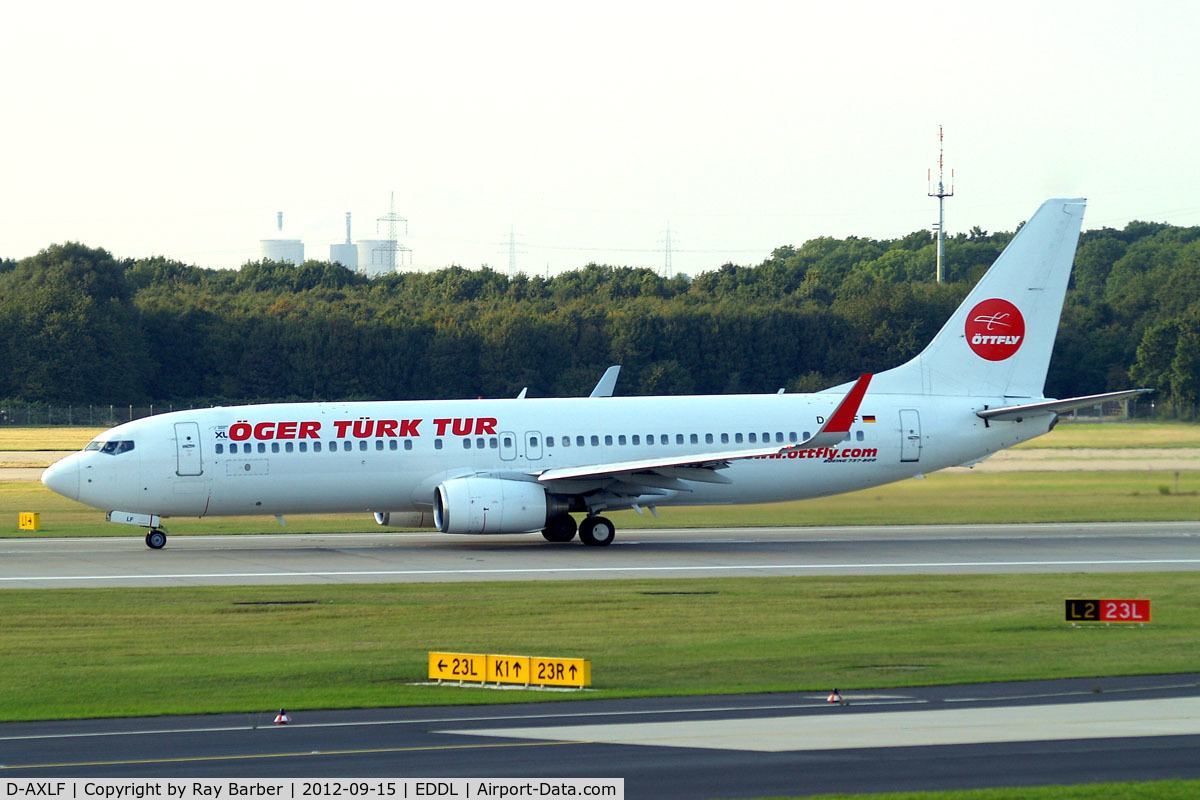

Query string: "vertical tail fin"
[[871, 197, 1086, 398]]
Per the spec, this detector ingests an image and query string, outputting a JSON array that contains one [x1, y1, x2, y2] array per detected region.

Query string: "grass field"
[[0, 572, 1195, 721], [1012, 421, 1200, 449], [5, 468, 1199, 538], [0, 427, 105, 450]]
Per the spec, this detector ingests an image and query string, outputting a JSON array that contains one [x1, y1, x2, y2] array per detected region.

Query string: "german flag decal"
[[862, 415, 876, 423]]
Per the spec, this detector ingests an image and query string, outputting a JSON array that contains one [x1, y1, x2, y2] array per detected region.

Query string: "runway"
[[2, 521, 1200, 587], [2, 675, 1198, 797]]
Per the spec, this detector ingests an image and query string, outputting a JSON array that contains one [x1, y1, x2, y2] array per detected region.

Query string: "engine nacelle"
[[434, 477, 559, 534], [373, 511, 435, 528]]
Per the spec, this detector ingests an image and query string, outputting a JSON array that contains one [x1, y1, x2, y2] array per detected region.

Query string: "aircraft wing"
[[977, 388, 1152, 421], [535, 374, 872, 489]]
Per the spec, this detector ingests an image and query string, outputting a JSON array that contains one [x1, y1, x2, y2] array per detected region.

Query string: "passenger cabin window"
[[215, 443, 224, 454], [314, 441, 323, 452], [547, 437, 555, 447], [604, 435, 613, 446], [705, 433, 713, 444], [344, 441, 353, 451], [358, 441, 367, 451], [748, 433, 757, 443], [856, 430, 865, 441], [632, 435, 640, 445], [590, 435, 599, 446], [690, 434, 698, 444], [618, 435, 627, 446], [435, 439, 443, 450], [720, 433, 729, 444], [258, 443, 266, 454], [404, 440, 413, 451], [376, 440, 384, 451], [271, 443, 279, 453], [575, 436, 584, 447], [389, 440, 397, 451], [464, 438, 472, 449]]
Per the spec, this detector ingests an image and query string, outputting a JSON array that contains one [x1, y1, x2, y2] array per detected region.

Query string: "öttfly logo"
[[965, 298, 1025, 361]]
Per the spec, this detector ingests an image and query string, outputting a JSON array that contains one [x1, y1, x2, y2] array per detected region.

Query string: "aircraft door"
[[899, 409, 921, 462], [525, 431, 543, 461], [174, 422, 203, 476], [499, 431, 517, 461]]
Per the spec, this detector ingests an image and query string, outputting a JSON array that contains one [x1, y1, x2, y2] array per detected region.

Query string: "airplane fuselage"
[[51, 392, 1050, 520]]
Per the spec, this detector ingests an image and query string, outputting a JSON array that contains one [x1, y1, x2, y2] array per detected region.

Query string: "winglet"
[[589, 366, 621, 398], [789, 373, 872, 451]]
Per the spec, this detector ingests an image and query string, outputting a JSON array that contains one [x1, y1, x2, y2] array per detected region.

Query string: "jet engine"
[[434, 477, 566, 534]]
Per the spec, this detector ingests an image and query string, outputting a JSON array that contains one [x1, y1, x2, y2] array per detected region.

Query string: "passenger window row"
[[216, 439, 417, 455], [543, 430, 866, 448], [213, 429, 867, 456]]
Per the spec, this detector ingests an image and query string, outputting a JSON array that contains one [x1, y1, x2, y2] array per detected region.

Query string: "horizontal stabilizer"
[[977, 389, 1152, 421]]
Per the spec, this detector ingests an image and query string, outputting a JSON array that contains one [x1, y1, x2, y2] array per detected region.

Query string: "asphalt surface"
[[4, 523, 1200, 796], [2, 675, 1198, 797], [3, 521, 1200, 587]]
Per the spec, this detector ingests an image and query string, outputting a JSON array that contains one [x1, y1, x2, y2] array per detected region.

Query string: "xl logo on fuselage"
[[965, 298, 1025, 361]]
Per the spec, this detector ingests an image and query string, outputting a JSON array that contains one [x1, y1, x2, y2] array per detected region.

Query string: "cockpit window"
[[97, 440, 135, 455], [84, 442, 102, 451]]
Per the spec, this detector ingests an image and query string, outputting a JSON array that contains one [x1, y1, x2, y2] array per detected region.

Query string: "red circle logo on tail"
[[965, 298, 1025, 361]]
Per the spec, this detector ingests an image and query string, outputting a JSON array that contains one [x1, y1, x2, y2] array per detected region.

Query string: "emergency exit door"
[[174, 422, 203, 476], [899, 409, 922, 462]]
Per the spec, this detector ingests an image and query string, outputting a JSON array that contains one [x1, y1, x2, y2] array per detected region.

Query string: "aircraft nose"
[[42, 456, 80, 501]]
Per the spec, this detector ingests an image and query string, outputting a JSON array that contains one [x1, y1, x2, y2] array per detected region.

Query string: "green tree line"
[[2, 218, 1198, 415]]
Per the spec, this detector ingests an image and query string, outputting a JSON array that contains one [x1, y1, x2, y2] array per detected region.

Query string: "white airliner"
[[42, 198, 1146, 549]]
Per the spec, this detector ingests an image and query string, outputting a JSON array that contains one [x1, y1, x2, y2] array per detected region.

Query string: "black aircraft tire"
[[541, 514, 577, 543], [578, 516, 615, 547], [146, 530, 166, 549]]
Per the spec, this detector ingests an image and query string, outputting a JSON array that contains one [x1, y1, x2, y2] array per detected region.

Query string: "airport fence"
[[0, 404, 199, 427], [0, 396, 1161, 427]]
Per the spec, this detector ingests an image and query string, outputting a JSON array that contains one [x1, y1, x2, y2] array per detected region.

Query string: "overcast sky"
[[4, 1, 1199, 277]]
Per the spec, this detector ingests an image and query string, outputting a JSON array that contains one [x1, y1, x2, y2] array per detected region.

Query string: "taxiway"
[[2, 521, 1199, 587]]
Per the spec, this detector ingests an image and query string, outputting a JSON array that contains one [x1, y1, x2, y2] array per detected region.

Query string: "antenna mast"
[[927, 125, 955, 283]]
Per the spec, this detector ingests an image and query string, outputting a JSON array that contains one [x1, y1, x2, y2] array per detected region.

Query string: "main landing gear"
[[541, 514, 615, 547], [145, 528, 167, 549]]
